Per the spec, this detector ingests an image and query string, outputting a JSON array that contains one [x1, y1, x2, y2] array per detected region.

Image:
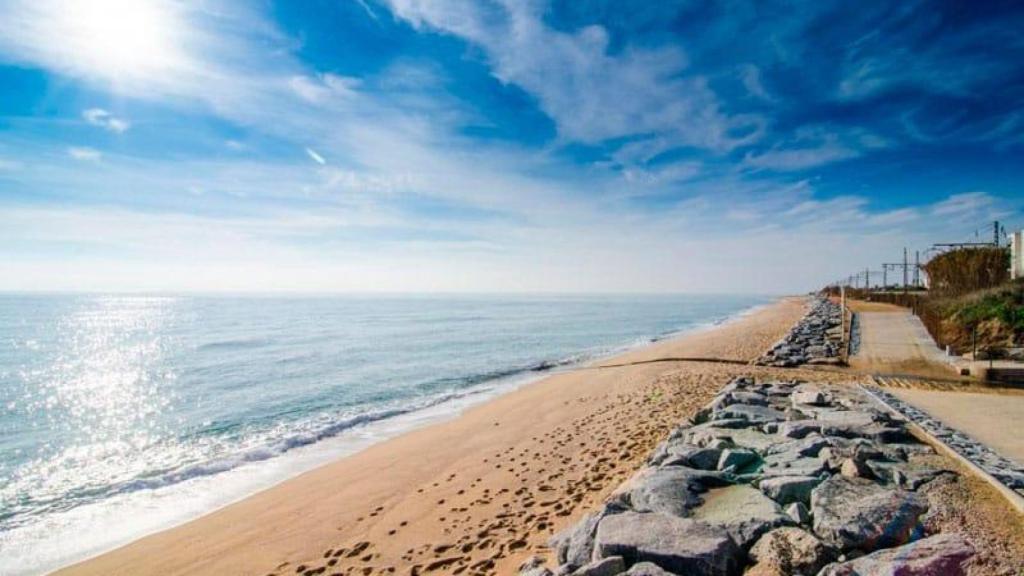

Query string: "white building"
[[1012, 230, 1024, 280]]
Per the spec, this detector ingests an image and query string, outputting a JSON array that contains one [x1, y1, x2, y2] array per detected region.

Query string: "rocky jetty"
[[756, 298, 843, 367], [522, 378, 975, 576], [866, 385, 1024, 497]]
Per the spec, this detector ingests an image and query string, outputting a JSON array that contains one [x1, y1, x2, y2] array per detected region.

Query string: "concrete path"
[[854, 310, 950, 365], [889, 388, 1024, 465], [851, 301, 1024, 467]]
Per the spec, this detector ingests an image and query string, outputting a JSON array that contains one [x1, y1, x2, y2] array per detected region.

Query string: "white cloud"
[[67, 146, 102, 161], [743, 127, 886, 172], [385, 0, 763, 151], [82, 108, 130, 133], [305, 147, 326, 165], [739, 64, 774, 102]]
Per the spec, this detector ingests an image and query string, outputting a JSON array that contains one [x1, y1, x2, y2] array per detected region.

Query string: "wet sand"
[[57, 298, 810, 576]]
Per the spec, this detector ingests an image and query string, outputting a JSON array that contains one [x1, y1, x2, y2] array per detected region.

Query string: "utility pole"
[[995, 220, 1001, 247], [903, 248, 908, 293], [914, 251, 920, 288], [883, 265, 887, 290], [865, 268, 870, 290]]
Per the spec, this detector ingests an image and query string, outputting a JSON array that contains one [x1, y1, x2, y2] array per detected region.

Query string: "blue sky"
[[0, 0, 1022, 292]]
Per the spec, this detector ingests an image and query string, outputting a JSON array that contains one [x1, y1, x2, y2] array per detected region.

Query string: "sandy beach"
[[54, 298, 812, 576], [51, 295, 1024, 576]]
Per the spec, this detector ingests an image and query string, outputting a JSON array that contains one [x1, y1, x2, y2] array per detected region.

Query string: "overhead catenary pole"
[[903, 248, 908, 292], [914, 251, 920, 288], [995, 220, 1001, 247]]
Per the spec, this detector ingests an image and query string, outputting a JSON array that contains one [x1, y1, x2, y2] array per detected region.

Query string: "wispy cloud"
[[305, 147, 326, 165], [82, 108, 130, 133], [385, 0, 764, 152], [67, 146, 101, 161]]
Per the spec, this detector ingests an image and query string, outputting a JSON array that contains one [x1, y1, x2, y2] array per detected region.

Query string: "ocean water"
[[0, 293, 771, 573]]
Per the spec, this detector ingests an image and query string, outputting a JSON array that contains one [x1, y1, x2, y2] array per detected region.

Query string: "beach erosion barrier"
[[520, 377, 976, 576], [755, 297, 844, 368]]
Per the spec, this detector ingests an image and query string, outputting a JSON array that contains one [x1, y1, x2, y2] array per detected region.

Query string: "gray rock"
[[785, 502, 811, 524], [765, 436, 829, 459], [810, 476, 928, 552], [760, 475, 822, 506], [652, 442, 722, 470], [625, 562, 676, 575], [727, 391, 768, 406], [593, 512, 742, 576], [621, 466, 727, 517], [839, 458, 873, 479], [748, 526, 833, 575], [717, 448, 759, 472], [571, 556, 626, 576], [520, 556, 554, 576], [714, 403, 786, 424], [818, 532, 974, 575], [761, 454, 827, 478], [551, 509, 607, 568], [690, 485, 791, 549], [791, 386, 829, 407]]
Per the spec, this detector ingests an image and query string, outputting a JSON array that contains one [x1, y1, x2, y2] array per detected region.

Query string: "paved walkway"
[[850, 302, 1024, 467], [854, 310, 951, 366], [888, 388, 1024, 465]]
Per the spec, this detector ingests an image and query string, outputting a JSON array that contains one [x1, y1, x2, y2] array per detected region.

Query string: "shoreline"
[[2, 296, 777, 576], [51, 296, 807, 576]]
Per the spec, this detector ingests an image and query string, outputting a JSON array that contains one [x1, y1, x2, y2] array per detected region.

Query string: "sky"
[[0, 0, 1022, 293]]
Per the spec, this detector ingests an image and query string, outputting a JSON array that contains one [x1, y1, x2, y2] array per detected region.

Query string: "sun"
[[57, 0, 183, 80]]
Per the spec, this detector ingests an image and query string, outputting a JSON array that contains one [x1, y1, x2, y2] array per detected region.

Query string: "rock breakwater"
[[522, 378, 975, 576], [756, 298, 843, 368], [865, 385, 1024, 498]]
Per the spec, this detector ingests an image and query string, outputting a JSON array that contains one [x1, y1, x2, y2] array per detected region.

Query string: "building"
[[1012, 230, 1024, 280]]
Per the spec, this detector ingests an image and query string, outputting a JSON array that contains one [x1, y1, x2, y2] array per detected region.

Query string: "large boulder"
[[619, 466, 727, 517], [759, 475, 822, 506], [810, 476, 927, 552], [714, 403, 786, 424], [747, 527, 833, 575], [689, 485, 791, 549], [818, 532, 975, 575], [593, 512, 742, 576], [550, 508, 613, 569]]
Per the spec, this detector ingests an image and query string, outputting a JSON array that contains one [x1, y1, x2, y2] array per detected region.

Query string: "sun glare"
[[58, 0, 183, 79]]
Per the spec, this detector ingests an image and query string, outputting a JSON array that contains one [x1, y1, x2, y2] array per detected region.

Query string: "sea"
[[0, 293, 772, 574]]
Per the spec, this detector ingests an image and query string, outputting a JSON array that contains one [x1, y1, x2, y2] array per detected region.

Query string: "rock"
[[765, 436, 829, 459], [727, 391, 768, 406], [714, 403, 786, 424], [652, 442, 722, 470], [593, 512, 742, 576], [818, 532, 975, 575], [551, 509, 607, 568], [778, 420, 825, 439], [571, 556, 626, 576], [520, 556, 554, 576], [839, 458, 873, 479], [748, 527, 833, 575], [690, 485, 791, 549], [625, 562, 676, 575], [815, 410, 878, 428], [620, 466, 727, 517], [792, 386, 829, 407], [759, 475, 822, 506], [785, 502, 811, 524], [761, 454, 827, 478], [810, 476, 928, 552], [717, 448, 759, 472]]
